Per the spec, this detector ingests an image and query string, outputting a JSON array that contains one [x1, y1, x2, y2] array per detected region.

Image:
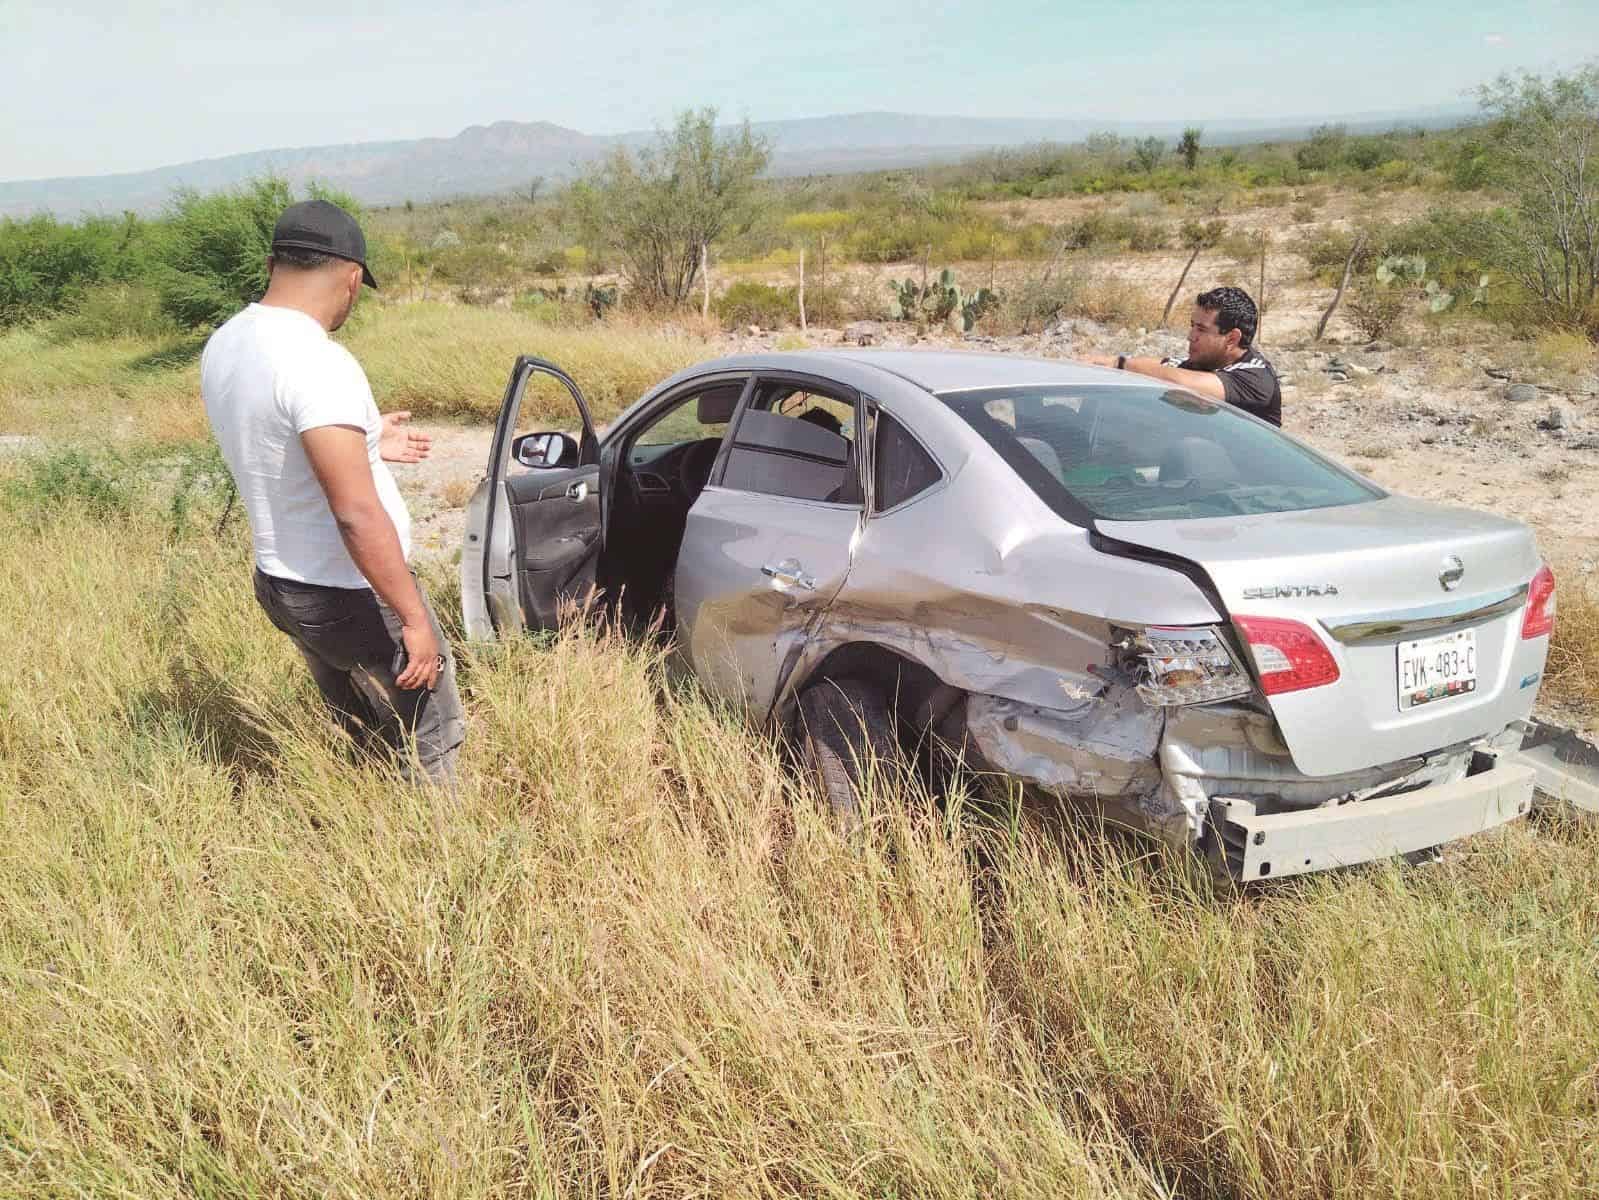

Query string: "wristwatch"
[[1116, 354, 1126, 370]]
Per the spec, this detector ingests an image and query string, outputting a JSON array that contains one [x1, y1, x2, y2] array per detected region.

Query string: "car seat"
[[1017, 436, 1063, 481], [1158, 436, 1236, 485]]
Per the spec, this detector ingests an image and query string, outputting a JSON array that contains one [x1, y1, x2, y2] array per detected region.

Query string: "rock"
[[1505, 383, 1541, 404], [746, 325, 762, 336], [1567, 435, 1599, 450], [843, 320, 882, 346], [1045, 317, 1112, 342], [1538, 405, 1568, 431], [1328, 371, 1351, 384], [1484, 366, 1513, 381], [1365, 340, 1394, 353]]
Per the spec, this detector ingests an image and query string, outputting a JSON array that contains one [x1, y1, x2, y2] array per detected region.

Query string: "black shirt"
[[1166, 347, 1282, 426]]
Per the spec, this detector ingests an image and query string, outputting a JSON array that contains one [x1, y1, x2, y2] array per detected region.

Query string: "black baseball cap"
[[271, 199, 379, 289]]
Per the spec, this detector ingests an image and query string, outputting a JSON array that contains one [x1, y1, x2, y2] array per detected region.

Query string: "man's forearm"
[[1117, 357, 1226, 400], [332, 507, 426, 624]]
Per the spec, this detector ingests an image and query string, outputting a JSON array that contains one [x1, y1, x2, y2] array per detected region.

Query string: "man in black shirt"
[[1080, 285, 1282, 426]]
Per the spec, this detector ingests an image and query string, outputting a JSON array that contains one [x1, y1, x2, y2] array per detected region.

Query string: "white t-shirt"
[[200, 303, 411, 590]]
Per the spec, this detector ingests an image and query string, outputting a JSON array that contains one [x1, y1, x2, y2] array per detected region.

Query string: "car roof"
[[691, 349, 1126, 395]]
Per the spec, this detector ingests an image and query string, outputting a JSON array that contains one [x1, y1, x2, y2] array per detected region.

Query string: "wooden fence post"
[[1314, 232, 1366, 343], [701, 244, 710, 320], [1162, 244, 1203, 328]]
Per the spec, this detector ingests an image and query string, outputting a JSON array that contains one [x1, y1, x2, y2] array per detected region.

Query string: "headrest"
[[696, 385, 742, 424]]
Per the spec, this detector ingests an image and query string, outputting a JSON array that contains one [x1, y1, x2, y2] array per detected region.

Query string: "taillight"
[[1232, 615, 1341, 695], [1522, 564, 1556, 639], [1128, 625, 1253, 706]]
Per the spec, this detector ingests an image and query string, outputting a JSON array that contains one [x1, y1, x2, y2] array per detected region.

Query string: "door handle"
[[566, 480, 590, 502], [761, 557, 816, 591]]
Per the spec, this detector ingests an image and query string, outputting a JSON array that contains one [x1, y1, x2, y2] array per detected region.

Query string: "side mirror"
[[513, 431, 580, 469]]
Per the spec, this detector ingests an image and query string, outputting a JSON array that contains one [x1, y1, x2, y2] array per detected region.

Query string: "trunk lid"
[[1098, 496, 1548, 777]]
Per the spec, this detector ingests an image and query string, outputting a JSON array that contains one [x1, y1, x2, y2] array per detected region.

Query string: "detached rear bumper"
[[1209, 760, 1535, 881]]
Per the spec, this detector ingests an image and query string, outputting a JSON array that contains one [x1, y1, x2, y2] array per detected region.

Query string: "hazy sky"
[[2, 0, 1594, 182]]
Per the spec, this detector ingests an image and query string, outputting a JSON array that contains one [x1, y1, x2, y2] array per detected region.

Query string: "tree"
[[571, 108, 771, 308], [1131, 136, 1166, 174], [1161, 218, 1226, 325], [1470, 64, 1599, 329], [155, 177, 363, 328], [1295, 123, 1348, 171], [1178, 127, 1203, 170]]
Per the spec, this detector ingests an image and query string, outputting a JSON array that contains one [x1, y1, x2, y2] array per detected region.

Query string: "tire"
[[797, 678, 900, 823]]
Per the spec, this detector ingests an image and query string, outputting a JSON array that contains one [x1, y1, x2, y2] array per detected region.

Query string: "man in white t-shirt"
[[200, 200, 464, 784]]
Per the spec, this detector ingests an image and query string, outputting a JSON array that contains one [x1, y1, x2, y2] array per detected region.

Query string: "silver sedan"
[[463, 351, 1555, 880]]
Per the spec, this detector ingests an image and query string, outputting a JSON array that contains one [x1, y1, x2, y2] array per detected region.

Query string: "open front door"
[[462, 357, 601, 638]]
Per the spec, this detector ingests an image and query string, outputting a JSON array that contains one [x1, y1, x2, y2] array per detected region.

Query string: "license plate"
[[1398, 629, 1478, 711]]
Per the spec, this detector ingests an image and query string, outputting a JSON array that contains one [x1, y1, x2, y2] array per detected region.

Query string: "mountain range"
[[1, 106, 1475, 220]]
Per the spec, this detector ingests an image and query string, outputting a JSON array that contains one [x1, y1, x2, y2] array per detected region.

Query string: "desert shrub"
[[1126, 219, 1170, 251], [714, 280, 799, 329], [1217, 229, 1262, 264], [570, 109, 770, 307], [427, 239, 517, 287], [1295, 124, 1348, 171], [1345, 280, 1409, 340], [1000, 266, 1156, 332], [1466, 66, 1599, 328], [1296, 227, 1380, 281], [1291, 203, 1319, 224]]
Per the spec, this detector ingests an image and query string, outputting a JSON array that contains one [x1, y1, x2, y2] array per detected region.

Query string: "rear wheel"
[[797, 678, 901, 823]]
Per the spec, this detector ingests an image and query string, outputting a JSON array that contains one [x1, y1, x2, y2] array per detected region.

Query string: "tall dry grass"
[[1, 462, 1596, 1197], [0, 303, 719, 444], [342, 303, 717, 424]]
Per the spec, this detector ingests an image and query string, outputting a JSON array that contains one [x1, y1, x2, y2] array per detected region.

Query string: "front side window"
[[634, 380, 744, 448], [940, 384, 1379, 523], [720, 381, 861, 504]]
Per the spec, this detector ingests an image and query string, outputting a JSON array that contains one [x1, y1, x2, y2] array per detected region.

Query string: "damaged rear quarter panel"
[[786, 446, 1224, 717], [776, 442, 1228, 838]]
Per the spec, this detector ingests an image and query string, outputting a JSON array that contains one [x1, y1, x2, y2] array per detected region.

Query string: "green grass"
[[0, 451, 1596, 1197]]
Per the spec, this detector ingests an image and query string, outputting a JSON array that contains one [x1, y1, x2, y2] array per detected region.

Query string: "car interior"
[[596, 379, 859, 627], [954, 386, 1369, 521]]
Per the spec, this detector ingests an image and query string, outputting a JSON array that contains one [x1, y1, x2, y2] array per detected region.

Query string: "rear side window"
[[939, 384, 1379, 523], [874, 411, 941, 511], [721, 384, 861, 504]]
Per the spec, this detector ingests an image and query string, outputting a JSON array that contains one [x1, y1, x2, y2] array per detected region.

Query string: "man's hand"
[[302, 424, 439, 688], [1078, 353, 1118, 369], [396, 621, 443, 690], [380, 411, 433, 463]]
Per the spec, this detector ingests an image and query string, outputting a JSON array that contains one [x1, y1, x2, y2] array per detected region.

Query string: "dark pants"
[[253, 568, 465, 786]]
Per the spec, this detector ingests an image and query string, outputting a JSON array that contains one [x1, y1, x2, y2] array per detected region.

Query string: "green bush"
[[1126, 218, 1170, 251], [0, 212, 154, 327], [3, 447, 132, 525], [157, 177, 366, 328], [715, 280, 799, 329]]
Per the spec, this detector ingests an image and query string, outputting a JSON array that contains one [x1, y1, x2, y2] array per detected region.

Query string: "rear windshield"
[[938, 384, 1380, 523]]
